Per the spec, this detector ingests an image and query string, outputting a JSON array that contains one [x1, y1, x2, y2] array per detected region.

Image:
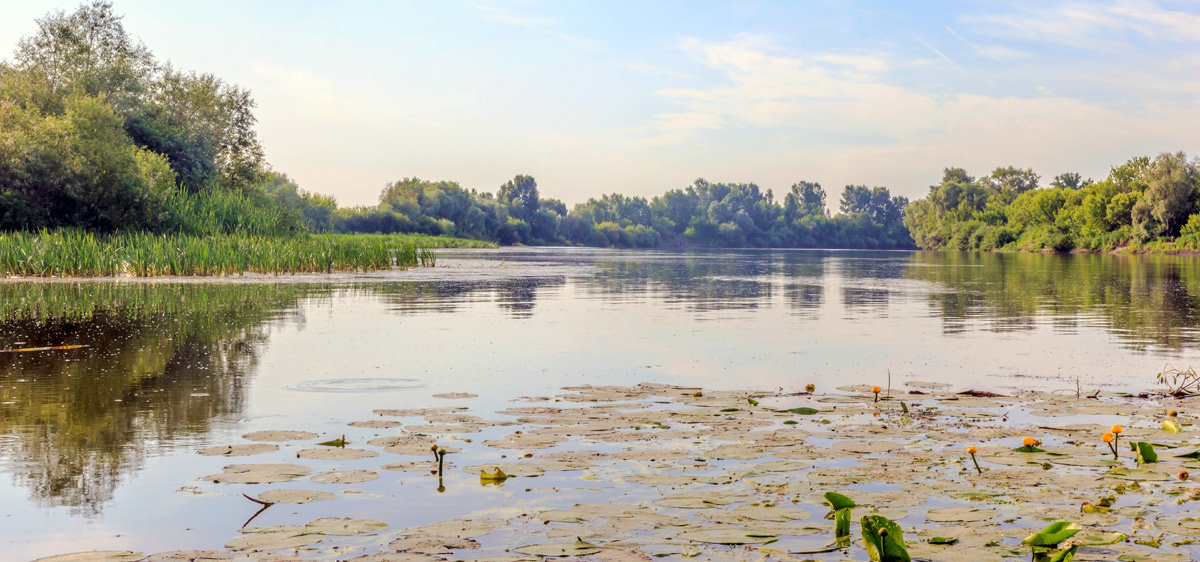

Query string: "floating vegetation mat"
[[40, 383, 1200, 560]]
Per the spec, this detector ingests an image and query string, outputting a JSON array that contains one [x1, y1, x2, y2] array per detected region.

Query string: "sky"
[[2, 0, 1199, 207]]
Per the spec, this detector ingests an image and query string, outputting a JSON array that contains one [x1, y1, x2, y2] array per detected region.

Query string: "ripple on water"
[[285, 377, 425, 393]]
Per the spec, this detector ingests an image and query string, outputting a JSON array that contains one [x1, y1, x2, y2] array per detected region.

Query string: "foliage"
[[0, 230, 490, 277], [0, 2, 307, 237], [904, 153, 1200, 253], [1157, 366, 1200, 396], [860, 515, 909, 561], [337, 176, 915, 249]]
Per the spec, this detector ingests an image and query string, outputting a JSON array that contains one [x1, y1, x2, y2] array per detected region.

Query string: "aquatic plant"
[[872, 386, 882, 403], [824, 492, 856, 543], [0, 230, 490, 277], [1157, 366, 1200, 397], [860, 515, 909, 561], [1102, 432, 1118, 459], [966, 445, 982, 474]]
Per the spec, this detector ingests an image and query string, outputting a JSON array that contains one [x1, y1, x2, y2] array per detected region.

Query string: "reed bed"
[[0, 231, 493, 277]]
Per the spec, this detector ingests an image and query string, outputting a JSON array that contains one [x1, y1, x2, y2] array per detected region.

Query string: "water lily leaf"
[[305, 517, 387, 535], [1014, 445, 1046, 453], [311, 469, 379, 484], [754, 460, 809, 472], [1163, 419, 1183, 433], [256, 489, 336, 504], [316, 436, 347, 447], [1176, 450, 1200, 459], [1048, 545, 1078, 562], [1103, 467, 1172, 481], [784, 407, 819, 415], [197, 444, 278, 457], [1129, 441, 1158, 464], [927, 536, 958, 545], [33, 552, 142, 561], [677, 528, 778, 544], [242, 430, 318, 442], [514, 539, 601, 556], [200, 463, 311, 484], [835, 508, 852, 538], [226, 530, 325, 551], [729, 505, 810, 522], [925, 507, 998, 523], [1021, 521, 1081, 547], [432, 392, 478, 399], [1073, 531, 1125, 545], [747, 398, 759, 406], [296, 448, 378, 460], [825, 492, 857, 510], [860, 515, 909, 562], [479, 467, 509, 482]]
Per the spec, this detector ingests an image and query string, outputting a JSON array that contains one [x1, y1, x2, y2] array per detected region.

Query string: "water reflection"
[[903, 252, 1200, 351], [3, 248, 1200, 518], [0, 283, 322, 514]]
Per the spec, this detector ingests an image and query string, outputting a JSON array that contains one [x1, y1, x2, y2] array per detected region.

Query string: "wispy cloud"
[[467, 1, 600, 51], [908, 31, 955, 66], [631, 33, 1200, 188], [965, 0, 1200, 49], [467, 2, 556, 27], [942, 26, 1027, 59]]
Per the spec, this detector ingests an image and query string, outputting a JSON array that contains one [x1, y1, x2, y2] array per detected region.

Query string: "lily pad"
[[242, 430, 318, 442], [305, 517, 387, 535], [514, 540, 602, 556], [925, 507, 999, 523], [226, 529, 325, 551], [256, 489, 336, 504], [296, 447, 379, 460], [200, 463, 311, 484], [311, 470, 379, 484], [34, 553, 144, 562], [1103, 467, 1173, 481], [432, 392, 478, 399], [197, 444, 279, 457], [677, 528, 778, 544]]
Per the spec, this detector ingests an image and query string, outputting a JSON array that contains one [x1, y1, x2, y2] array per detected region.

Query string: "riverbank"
[[0, 231, 497, 277], [35, 382, 1200, 561]]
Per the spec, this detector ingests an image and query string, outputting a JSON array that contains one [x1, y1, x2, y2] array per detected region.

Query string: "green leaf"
[[1075, 531, 1126, 546], [1047, 545, 1079, 562], [1176, 450, 1200, 459], [783, 420, 798, 425], [900, 401, 909, 413], [514, 539, 601, 556], [479, 467, 509, 482], [1021, 521, 1081, 547], [747, 397, 759, 406], [834, 507, 851, 539], [824, 492, 857, 510], [1163, 419, 1183, 433], [1130, 441, 1158, 464], [860, 515, 910, 562], [1014, 445, 1046, 453], [316, 436, 347, 447], [785, 407, 819, 415], [928, 536, 958, 545]]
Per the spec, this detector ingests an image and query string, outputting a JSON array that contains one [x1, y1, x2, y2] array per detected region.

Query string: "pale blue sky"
[[3, 1, 1199, 206]]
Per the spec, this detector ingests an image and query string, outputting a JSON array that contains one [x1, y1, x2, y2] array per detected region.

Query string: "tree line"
[[903, 153, 1200, 252], [329, 176, 914, 249]]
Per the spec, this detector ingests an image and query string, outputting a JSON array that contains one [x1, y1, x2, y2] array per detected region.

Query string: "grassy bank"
[[0, 231, 496, 277]]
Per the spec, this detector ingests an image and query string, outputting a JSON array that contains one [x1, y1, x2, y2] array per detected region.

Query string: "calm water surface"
[[2, 248, 1200, 557]]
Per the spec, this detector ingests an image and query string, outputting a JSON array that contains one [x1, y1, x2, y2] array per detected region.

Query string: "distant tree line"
[[903, 153, 1200, 252], [329, 176, 914, 249]]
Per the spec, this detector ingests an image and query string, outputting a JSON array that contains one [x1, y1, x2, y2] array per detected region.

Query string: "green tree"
[[498, 174, 539, 222]]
